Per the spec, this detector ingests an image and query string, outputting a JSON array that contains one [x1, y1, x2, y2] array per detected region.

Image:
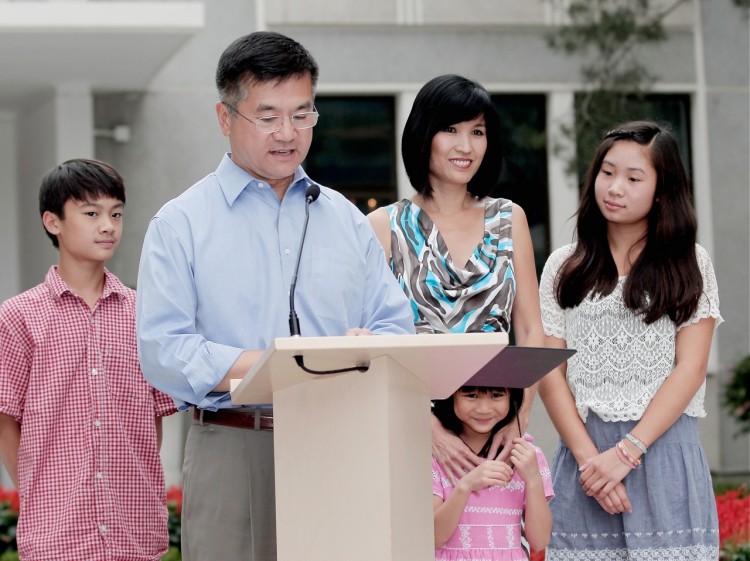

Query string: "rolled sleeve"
[[137, 217, 244, 410]]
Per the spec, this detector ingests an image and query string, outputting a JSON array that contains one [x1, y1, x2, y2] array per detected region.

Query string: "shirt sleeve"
[[358, 215, 416, 335], [539, 245, 572, 340], [0, 302, 31, 420], [678, 244, 723, 331], [136, 216, 244, 410], [151, 386, 178, 417]]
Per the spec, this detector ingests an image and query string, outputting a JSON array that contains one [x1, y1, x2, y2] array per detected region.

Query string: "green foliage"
[[545, 0, 687, 175], [161, 546, 182, 561], [722, 544, 750, 561], [723, 355, 750, 434], [0, 497, 17, 556]]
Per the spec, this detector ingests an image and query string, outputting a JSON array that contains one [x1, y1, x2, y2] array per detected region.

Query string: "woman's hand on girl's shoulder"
[[509, 438, 542, 486], [458, 460, 513, 493]]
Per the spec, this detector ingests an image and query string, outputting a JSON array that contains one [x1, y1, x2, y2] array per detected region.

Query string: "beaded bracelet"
[[625, 432, 648, 454], [616, 440, 642, 469], [614, 442, 634, 468]]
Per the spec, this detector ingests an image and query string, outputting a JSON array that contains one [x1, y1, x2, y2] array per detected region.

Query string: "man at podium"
[[135, 32, 414, 561]]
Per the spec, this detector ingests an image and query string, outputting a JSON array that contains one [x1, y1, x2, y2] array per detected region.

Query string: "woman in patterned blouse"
[[368, 74, 546, 482]]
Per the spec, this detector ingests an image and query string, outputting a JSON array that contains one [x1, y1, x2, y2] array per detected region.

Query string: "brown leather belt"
[[193, 408, 274, 431]]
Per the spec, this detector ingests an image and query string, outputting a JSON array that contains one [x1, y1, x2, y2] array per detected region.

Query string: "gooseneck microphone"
[[287, 183, 369, 376], [288, 183, 320, 337]]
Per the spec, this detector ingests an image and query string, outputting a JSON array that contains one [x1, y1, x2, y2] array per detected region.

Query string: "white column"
[[0, 112, 20, 302], [0, 113, 18, 487], [546, 91, 578, 250], [395, 91, 417, 201]]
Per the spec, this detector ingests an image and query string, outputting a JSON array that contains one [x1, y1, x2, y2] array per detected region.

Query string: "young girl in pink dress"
[[432, 386, 553, 561]]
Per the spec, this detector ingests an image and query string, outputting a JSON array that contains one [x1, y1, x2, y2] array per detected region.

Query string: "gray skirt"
[[546, 413, 719, 561]]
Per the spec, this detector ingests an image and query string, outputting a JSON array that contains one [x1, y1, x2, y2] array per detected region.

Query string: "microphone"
[[287, 183, 369, 376], [288, 184, 320, 337]]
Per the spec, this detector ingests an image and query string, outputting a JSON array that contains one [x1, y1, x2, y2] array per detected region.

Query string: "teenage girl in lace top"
[[538, 121, 722, 561], [367, 75, 546, 481]]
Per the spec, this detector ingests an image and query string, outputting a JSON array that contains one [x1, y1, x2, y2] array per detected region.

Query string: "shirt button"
[[91, 368, 98, 376], [94, 420, 101, 427], [99, 525, 107, 534], [95, 472, 103, 479], [284, 248, 291, 255], [256, 182, 264, 188]]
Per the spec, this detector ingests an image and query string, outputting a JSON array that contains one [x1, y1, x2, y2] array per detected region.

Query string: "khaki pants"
[[181, 419, 276, 561]]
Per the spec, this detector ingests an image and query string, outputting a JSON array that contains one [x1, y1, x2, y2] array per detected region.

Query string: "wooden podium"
[[230, 333, 571, 561]]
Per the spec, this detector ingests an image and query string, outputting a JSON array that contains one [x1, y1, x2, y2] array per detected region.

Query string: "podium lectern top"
[[230, 332, 508, 405]]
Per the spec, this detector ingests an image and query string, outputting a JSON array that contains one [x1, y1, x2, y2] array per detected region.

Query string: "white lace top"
[[540, 243, 722, 422]]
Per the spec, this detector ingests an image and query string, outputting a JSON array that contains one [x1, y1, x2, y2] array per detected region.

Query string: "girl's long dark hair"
[[556, 121, 702, 324], [433, 386, 524, 459]]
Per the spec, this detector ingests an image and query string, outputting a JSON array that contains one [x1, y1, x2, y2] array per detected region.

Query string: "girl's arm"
[[630, 317, 715, 449], [491, 204, 545, 460], [433, 460, 513, 548], [509, 439, 552, 551], [539, 335, 632, 514], [579, 317, 716, 504], [538, 336, 600, 466]]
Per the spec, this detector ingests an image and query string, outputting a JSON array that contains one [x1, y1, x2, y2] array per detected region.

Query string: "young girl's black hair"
[[555, 120, 702, 325], [433, 386, 524, 459]]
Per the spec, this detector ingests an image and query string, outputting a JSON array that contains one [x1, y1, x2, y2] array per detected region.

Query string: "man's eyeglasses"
[[223, 102, 319, 133]]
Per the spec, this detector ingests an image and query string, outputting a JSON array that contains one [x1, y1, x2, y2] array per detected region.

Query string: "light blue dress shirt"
[[136, 154, 415, 411]]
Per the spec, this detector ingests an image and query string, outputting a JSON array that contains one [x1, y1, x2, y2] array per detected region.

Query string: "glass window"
[[492, 94, 549, 277], [574, 93, 692, 183], [303, 96, 397, 214]]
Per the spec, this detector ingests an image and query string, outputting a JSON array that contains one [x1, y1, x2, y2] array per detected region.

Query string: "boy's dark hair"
[[38, 158, 125, 248], [216, 31, 320, 108], [401, 74, 502, 199], [555, 120, 702, 325], [432, 386, 524, 459]]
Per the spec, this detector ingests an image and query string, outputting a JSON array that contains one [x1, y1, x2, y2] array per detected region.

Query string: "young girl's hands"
[[457, 459, 513, 494], [509, 438, 542, 485]]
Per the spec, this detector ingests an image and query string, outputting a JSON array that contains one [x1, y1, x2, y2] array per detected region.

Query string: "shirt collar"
[[45, 266, 128, 302], [215, 153, 313, 206]]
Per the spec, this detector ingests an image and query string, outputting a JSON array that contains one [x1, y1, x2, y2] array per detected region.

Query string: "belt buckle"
[[254, 408, 261, 431], [198, 409, 205, 426]]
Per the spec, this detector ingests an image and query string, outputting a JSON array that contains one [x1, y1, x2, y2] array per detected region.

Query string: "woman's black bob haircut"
[[401, 74, 502, 199], [432, 386, 524, 459]]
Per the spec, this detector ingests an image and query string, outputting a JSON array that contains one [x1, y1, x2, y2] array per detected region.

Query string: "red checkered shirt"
[[0, 267, 176, 561]]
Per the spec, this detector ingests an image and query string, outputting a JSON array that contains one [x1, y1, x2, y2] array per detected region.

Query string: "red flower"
[[166, 485, 183, 516], [716, 487, 750, 549], [0, 487, 19, 514]]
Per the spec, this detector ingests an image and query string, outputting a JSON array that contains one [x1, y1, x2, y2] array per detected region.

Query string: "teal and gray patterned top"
[[386, 198, 516, 334]]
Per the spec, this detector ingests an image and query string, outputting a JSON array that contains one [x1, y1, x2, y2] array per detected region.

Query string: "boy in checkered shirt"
[[0, 159, 176, 561]]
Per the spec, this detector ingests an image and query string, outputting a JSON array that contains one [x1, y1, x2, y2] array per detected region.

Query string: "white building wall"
[[0, 0, 746, 483]]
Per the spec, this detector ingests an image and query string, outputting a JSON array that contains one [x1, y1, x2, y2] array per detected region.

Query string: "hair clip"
[[605, 128, 632, 138]]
